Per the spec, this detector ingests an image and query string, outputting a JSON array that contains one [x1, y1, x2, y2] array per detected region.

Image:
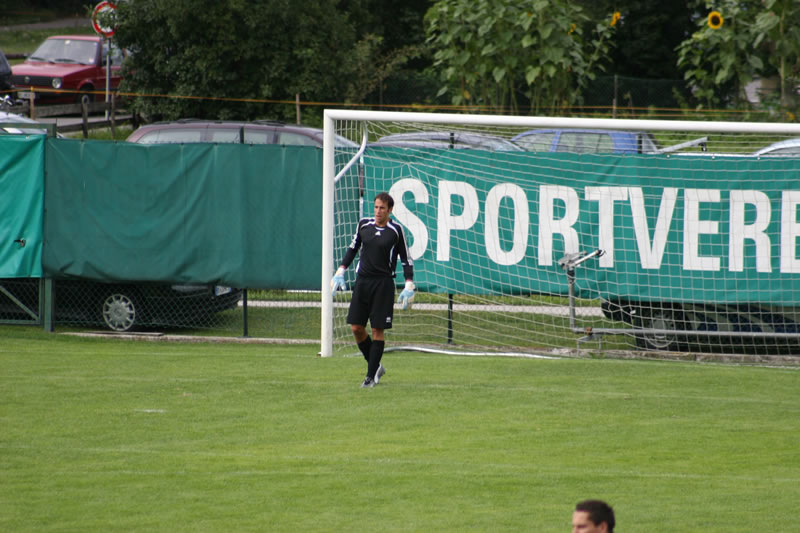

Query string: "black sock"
[[367, 340, 385, 379], [357, 336, 372, 362]]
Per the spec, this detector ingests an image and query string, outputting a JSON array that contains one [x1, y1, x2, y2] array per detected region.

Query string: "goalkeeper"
[[331, 192, 414, 388]]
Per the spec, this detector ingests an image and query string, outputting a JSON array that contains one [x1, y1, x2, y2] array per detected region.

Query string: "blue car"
[[511, 129, 661, 154]]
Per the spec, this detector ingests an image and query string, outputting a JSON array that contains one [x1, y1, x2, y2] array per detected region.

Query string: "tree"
[[114, 0, 360, 122], [424, 0, 618, 115]]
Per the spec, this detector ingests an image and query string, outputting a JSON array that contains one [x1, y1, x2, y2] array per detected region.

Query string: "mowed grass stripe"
[[1, 329, 799, 532]]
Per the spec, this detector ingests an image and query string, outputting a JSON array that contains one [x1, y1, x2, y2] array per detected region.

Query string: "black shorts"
[[347, 276, 396, 330]]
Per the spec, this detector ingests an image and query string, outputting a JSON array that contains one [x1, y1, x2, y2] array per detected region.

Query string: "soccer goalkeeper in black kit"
[[331, 192, 415, 388]]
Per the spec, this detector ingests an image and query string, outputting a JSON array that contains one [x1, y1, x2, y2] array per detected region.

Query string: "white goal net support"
[[321, 110, 800, 358]]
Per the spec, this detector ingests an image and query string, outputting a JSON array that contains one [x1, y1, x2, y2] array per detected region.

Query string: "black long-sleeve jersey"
[[340, 217, 414, 280]]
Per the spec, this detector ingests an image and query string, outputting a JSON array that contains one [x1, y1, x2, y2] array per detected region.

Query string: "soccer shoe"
[[375, 364, 386, 384], [361, 376, 375, 388]]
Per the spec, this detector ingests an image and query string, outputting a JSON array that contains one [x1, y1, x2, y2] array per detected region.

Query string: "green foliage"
[[114, 0, 358, 121], [2, 330, 800, 531], [425, 0, 618, 115], [111, 0, 430, 121], [677, 0, 800, 111]]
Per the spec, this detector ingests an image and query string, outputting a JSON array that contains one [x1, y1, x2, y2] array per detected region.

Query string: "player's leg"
[[347, 279, 373, 384], [367, 277, 395, 383], [371, 327, 386, 383], [351, 324, 371, 362]]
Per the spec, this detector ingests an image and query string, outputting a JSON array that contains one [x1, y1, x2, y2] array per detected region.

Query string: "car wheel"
[[100, 289, 140, 332], [634, 306, 687, 351]]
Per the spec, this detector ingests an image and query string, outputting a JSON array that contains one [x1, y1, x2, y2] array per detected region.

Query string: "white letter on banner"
[[538, 185, 579, 266], [437, 181, 479, 262], [389, 178, 429, 260], [683, 189, 721, 271], [780, 190, 800, 273], [484, 183, 528, 266], [585, 186, 628, 268], [729, 190, 771, 273], [629, 187, 677, 270]]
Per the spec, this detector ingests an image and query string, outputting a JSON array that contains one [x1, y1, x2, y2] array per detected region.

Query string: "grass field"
[[1, 326, 798, 532]]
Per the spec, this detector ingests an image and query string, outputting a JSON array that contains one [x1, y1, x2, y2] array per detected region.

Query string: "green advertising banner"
[[44, 139, 323, 288], [0, 135, 44, 278], [365, 148, 800, 305]]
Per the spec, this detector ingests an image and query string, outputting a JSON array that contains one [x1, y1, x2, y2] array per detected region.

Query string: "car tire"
[[100, 288, 140, 332], [634, 305, 688, 351]]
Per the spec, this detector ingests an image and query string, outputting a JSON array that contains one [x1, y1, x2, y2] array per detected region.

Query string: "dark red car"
[[11, 34, 124, 105]]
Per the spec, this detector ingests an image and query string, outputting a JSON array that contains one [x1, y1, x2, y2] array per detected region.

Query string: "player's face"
[[374, 199, 392, 226], [571, 511, 607, 533]]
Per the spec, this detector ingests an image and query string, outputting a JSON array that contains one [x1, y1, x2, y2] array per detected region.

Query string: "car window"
[[556, 132, 614, 153], [208, 129, 244, 143], [514, 132, 556, 152], [277, 131, 319, 146], [101, 42, 124, 66], [639, 133, 660, 153], [136, 129, 205, 144], [32, 38, 98, 65], [207, 128, 273, 144], [243, 129, 272, 144]]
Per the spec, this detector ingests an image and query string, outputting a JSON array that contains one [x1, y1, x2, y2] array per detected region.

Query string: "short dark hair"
[[575, 500, 615, 532], [374, 192, 394, 209]]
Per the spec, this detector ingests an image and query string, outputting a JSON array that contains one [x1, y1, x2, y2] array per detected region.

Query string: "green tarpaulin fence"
[[3, 137, 800, 304], [0, 136, 44, 278], [365, 148, 800, 304]]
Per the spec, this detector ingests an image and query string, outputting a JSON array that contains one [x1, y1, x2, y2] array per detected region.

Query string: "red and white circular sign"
[[92, 1, 117, 37]]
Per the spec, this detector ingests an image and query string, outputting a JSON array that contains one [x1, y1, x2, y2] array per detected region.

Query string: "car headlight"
[[51, 78, 62, 89]]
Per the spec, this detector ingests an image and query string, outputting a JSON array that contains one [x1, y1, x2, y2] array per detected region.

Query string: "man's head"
[[374, 192, 394, 226], [572, 500, 615, 533]]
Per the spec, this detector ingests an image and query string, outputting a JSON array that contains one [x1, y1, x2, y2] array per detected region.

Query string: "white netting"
[[324, 113, 800, 357]]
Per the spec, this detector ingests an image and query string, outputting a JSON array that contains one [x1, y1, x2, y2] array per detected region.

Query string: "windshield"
[[30, 38, 97, 65]]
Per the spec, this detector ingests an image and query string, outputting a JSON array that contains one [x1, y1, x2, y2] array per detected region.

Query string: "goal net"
[[321, 111, 800, 358]]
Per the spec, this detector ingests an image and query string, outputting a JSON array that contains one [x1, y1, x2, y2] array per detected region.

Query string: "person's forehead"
[[374, 199, 389, 208]]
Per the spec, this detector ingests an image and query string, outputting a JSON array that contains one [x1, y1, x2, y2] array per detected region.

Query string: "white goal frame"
[[321, 110, 800, 357]]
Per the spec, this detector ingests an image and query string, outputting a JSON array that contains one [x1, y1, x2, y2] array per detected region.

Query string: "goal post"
[[322, 110, 800, 358]]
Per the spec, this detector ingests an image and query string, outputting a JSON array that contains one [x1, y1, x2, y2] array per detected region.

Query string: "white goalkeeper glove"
[[331, 267, 346, 297], [397, 280, 416, 310]]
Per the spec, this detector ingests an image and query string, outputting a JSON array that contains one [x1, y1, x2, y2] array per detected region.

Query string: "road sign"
[[92, 1, 117, 38]]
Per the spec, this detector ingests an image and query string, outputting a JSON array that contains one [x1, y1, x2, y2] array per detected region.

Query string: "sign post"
[[92, 1, 117, 119]]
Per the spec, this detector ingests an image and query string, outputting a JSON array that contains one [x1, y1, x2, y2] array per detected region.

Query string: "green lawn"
[[1, 327, 798, 532]]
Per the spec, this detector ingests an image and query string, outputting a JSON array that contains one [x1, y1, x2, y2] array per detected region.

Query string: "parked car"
[[753, 138, 800, 157], [511, 129, 661, 154], [126, 119, 359, 148], [0, 48, 12, 93], [371, 131, 524, 152], [0, 110, 50, 135], [601, 299, 800, 353], [11, 35, 124, 104], [0, 278, 241, 332]]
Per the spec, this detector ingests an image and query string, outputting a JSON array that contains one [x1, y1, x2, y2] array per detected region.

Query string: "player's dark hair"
[[575, 500, 615, 532], [375, 192, 394, 209]]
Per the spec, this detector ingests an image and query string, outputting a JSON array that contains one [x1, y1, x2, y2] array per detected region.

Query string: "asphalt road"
[[0, 17, 90, 32]]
